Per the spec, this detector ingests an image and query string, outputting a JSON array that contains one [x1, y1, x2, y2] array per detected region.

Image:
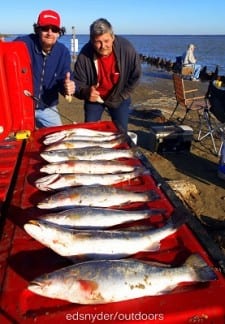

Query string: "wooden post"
[[71, 26, 76, 64]]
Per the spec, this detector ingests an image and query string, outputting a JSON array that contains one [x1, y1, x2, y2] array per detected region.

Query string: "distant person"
[[15, 9, 75, 128], [182, 43, 201, 81], [73, 18, 141, 132]]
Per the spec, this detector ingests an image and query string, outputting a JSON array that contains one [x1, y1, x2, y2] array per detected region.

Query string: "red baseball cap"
[[37, 10, 61, 28]]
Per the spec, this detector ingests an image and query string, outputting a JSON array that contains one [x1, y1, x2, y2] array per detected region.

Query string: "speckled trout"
[[40, 160, 137, 175], [24, 216, 179, 259], [44, 136, 125, 151], [28, 254, 216, 304], [35, 167, 147, 191], [43, 128, 119, 145], [40, 147, 136, 163], [39, 207, 164, 229], [37, 185, 159, 209]]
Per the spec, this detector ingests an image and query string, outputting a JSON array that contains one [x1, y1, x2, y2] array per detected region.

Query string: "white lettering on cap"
[[43, 14, 57, 20]]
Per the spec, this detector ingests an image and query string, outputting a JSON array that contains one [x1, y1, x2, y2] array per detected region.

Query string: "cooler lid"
[[0, 41, 34, 140]]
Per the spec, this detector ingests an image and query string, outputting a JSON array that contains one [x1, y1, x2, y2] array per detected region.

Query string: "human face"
[[92, 33, 114, 57], [39, 25, 60, 51]]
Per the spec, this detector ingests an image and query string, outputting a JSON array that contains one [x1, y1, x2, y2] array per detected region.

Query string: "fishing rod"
[[23, 90, 75, 124]]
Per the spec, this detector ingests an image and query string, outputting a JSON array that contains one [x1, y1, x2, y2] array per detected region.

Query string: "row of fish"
[[24, 127, 216, 305]]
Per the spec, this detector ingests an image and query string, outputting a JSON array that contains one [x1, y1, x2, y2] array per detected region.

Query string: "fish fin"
[[143, 242, 160, 252], [139, 259, 171, 268], [184, 254, 217, 282]]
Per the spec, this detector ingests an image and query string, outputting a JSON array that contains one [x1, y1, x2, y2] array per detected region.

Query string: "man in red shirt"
[[74, 18, 141, 132]]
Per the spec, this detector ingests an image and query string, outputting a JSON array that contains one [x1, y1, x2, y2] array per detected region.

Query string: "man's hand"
[[89, 84, 104, 103]]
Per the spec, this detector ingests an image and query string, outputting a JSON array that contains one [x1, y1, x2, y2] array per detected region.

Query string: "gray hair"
[[90, 18, 114, 39]]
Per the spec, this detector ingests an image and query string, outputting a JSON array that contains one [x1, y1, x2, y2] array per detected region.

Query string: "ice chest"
[[149, 124, 193, 153]]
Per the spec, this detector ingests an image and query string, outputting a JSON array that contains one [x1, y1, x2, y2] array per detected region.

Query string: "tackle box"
[[148, 124, 193, 153], [0, 42, 225, 324]]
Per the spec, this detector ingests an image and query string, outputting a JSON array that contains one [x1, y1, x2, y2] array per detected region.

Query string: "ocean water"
[[7, 34, 225, 75]]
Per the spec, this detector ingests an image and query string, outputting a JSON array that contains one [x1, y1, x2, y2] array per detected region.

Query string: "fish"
[[50, 132, 123, 143], [43, 137, 126, 151], [24, 214, 180, 259], [43, 128, 119, 145], [43, 135, 125, 151], [37, 185, 159, 209], [39, 206, 164, 229], [40, 147, 136, 163], [40, 160, 137, 175], [27, 254, 217, 304], [35, 167, 147, 191]]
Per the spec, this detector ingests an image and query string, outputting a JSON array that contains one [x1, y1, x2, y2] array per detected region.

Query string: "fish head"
[[40, 150, 65, 163], [35, 174, 61, 191], [28, 272, 75, 299], [28, 267, 101, 304], [37, 190, 70, 209], [24, 219, 61, 247]]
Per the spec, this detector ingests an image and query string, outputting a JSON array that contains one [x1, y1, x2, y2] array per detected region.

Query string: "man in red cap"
[[15, 9, 75, 128]]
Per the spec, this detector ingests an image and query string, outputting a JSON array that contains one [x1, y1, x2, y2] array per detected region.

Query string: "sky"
[[1, 0, 225, 35]]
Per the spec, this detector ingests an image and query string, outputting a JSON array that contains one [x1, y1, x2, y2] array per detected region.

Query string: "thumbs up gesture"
[[89, 83, 104, 103], [64, 72, 75, 103]]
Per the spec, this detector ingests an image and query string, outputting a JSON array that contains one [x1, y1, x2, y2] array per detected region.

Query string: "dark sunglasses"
[[40, 25, 60, 33]]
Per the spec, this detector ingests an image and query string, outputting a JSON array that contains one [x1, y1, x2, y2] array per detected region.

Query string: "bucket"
[[127, 131, 138, 145]]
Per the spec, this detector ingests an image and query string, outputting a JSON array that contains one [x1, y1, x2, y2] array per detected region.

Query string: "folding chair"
[[169, 73, 207, 123], [198, 80, 225, 155], [197, 105, 220, 154]]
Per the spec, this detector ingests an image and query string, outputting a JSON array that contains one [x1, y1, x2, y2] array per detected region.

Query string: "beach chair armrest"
[[185, 89, 198, 94]]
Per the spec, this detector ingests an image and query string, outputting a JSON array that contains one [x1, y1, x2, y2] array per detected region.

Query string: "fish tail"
[[135, 166, 151, 176], [169, 207, 189, 228], [132, 147, 142, 158], [146, 190, 160, 201], [185, 254, 217, 282]]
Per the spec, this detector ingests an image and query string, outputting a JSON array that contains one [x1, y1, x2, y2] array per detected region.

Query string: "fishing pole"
[[23, 90, 75, 124]]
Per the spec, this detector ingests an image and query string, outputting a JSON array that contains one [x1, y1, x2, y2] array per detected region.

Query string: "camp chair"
[[198, 80, 225, 155], [169, 73, 207, 123]]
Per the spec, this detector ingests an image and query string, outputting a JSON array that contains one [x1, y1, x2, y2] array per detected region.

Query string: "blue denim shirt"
[[15, 34, 72, 108]]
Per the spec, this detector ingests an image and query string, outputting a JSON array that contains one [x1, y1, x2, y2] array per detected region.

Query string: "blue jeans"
[[35, 106, 62, 128], [193, 64, 201, 79], [84, 98, 131, 132]]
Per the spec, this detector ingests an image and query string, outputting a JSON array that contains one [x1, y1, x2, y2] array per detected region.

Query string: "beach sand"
[[58, 67, 225, 253]]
